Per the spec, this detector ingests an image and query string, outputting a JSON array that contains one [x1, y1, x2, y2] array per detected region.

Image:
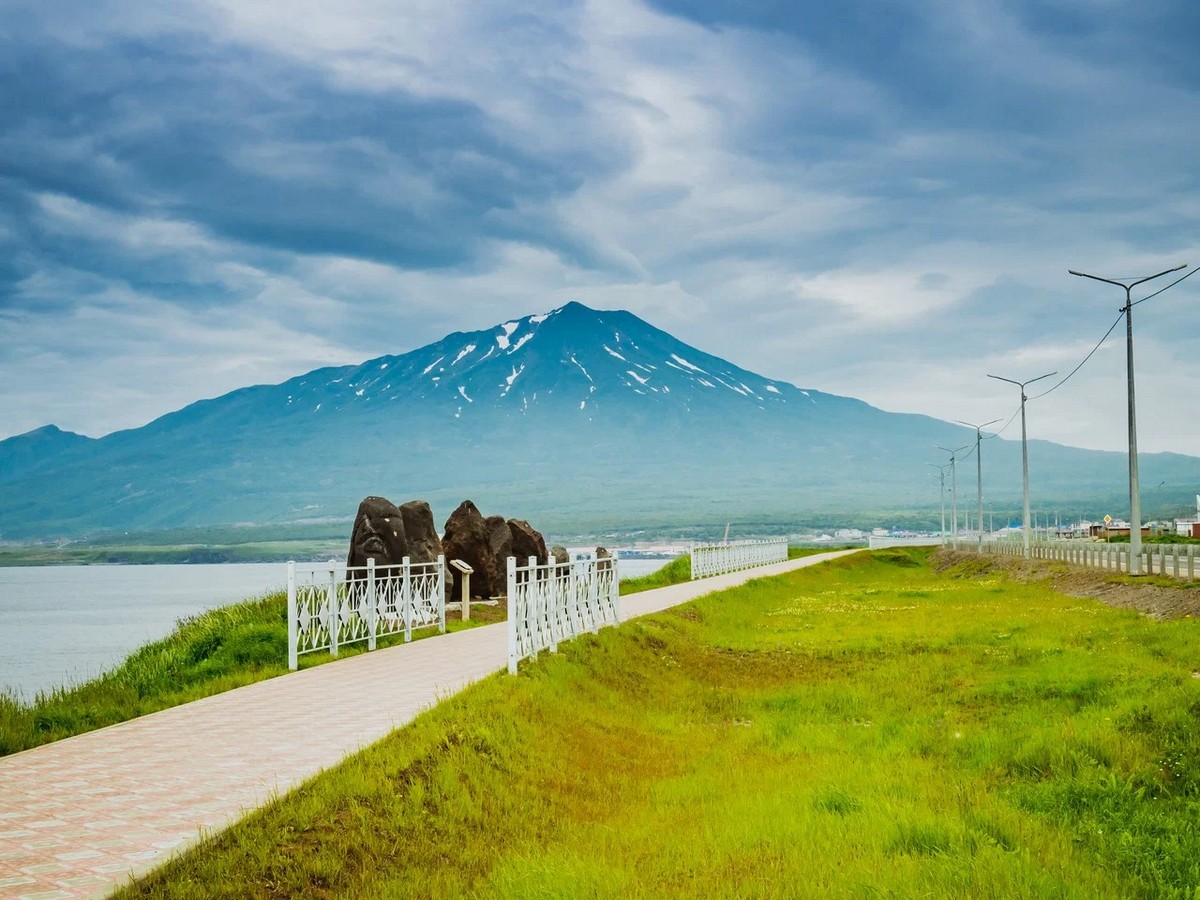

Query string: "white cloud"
[[2, 0, 1199, 458]]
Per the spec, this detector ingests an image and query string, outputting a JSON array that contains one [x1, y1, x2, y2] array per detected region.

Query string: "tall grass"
[[120, 547, 1200, 898], [0, 594, 290, 756], [619, 554, 693, 594]]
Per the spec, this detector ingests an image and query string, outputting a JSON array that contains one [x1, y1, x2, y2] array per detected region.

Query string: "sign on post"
[[449, 559, 474, 620]]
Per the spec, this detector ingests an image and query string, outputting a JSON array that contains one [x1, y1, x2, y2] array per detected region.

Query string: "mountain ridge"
[[3, 302, 1199, 540]]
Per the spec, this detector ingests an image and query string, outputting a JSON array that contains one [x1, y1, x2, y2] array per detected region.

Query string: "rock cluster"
[[347, 497, 442, 569], [442, 501, 550, 598], [347, 496, 551, 599]]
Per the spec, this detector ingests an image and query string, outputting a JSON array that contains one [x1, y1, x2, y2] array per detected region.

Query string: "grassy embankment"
[[1, 553, 719, 756], [120, 548, 1200, 898], [1105, 534, 1200, 545]]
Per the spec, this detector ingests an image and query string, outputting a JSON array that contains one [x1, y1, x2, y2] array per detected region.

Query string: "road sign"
[[1104, 515, 1112, 525]]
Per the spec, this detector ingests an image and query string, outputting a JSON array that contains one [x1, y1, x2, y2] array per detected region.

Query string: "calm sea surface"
[[0, 557, 668, 699]]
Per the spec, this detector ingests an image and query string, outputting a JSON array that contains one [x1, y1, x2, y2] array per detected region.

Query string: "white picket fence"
[[507, 553, 619, 674], [690, 538, 788, 579], [287, 557, 446, 669], [962, 540, 1198, 580]]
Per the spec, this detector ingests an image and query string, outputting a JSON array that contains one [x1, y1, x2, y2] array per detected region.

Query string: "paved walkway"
[[0, 550, 859, 899]]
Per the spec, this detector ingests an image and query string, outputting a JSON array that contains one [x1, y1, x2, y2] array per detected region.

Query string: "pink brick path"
[[0, 550, 857, 898]]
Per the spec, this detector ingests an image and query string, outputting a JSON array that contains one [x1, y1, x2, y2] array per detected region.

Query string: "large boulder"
[[596, 545, 613, 571], [484, 515, 513, 595], [508, 519, 548, 565], [347, 496, 408, 570], [400, 500, 442, 565], [550, 544, 570, 566], [443, 500, 493, 599]]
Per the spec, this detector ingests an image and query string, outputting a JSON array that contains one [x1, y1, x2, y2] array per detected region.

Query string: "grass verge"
[[120, 547, 1200, 898]]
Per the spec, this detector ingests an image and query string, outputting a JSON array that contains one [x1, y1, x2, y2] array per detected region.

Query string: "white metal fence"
[[958, 540, 1198, 580], [690, 538, 788, 579], [507, 553, 619, 674], [287, 557, 446, 669]]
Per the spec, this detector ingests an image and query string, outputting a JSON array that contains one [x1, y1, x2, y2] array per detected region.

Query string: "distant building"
[[1174, 494, 1200, 537]]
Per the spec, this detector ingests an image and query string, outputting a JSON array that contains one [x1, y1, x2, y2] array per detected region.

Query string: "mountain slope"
[[2, 302, 1198, 539]]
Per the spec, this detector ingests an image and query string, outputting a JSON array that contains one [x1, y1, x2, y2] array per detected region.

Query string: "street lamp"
[[1068, 263, 1187, 575], [927, 463, 949, 542], [987, 371, 1056, 559], [955, 419, 1001, 551], [936, 443, 972, 549]]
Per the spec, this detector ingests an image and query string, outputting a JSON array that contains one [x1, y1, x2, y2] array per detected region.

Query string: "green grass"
[[1106, 534, 1200, 545], [119, 548, 1200, 898], [619, 554, 694, 594]]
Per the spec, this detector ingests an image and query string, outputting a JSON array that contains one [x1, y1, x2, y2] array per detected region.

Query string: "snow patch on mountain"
[[669, 354, 705, 373], [569, 355, 593, 383], [603, 345, 626, 361], [496, 321, 519, 350], [501, 364, 525, 397]]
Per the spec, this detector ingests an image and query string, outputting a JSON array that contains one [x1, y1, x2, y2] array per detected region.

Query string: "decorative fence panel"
[[287, 557, 446, 669], [507, 553, 619, 674], [690, 538, 788, 580], [956, 540, 1197, 580]]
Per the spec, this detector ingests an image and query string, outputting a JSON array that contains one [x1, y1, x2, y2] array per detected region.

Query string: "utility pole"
[[937, 443, 971, 549], [927, 463, 949, 543], [1068, 263, 1186, 575], [987, 371, 1056, 558], [956, 419, 1001, 551]]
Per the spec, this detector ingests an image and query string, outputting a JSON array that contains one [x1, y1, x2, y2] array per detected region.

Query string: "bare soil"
[[932, 548, 1200, 620]]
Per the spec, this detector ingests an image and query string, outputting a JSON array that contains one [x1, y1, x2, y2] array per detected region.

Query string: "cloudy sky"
[[2, 0, 1198, 453]]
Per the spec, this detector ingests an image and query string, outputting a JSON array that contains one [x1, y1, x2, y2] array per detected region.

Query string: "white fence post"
[[507, 557, 518, 674], [287, 561, 298, 671], [327, 560, 339, 658], [367, 558, 378, 652], [612, 549, 621, 625], [437, 554, 447, 633], [402, 556, 413, 643]]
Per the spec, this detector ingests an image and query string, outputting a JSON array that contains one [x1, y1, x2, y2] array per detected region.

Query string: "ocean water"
[[0, 556, 669, 698]]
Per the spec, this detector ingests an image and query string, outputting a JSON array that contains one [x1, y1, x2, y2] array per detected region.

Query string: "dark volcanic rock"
[[550, 544, 570, 566], [484, 515, 513, 596], [347, 496, 408, 569], [443, 500, 493, 599], [508, 518, 548, 564], [595, 545, 613, 571], [400, 500, 442, 564]]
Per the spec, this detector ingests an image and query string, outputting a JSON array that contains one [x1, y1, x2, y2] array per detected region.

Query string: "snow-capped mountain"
[[3, 302, 1198, 539], [261, 300, 808, 422]]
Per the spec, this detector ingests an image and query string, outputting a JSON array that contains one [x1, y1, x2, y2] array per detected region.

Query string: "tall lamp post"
[[1068, 263, 1187, 575], [927, 463, 949, 543], [955, 419, 1001, 551], [986, 371, 1056, 559], [936, 443, 972, 549]]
